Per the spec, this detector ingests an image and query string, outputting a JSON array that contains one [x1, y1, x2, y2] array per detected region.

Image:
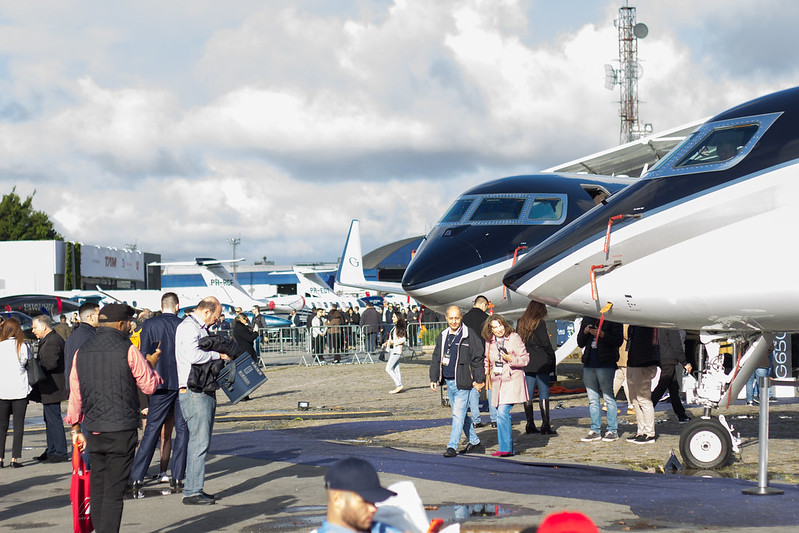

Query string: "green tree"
[[0, 187, 63, 241]]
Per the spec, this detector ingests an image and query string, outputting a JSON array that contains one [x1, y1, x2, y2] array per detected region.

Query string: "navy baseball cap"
[[324, 457, 396, 503]]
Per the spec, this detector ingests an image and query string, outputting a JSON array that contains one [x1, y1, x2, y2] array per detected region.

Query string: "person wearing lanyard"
[[429, 306, 486, 458], [175, 297, 229, 505], [483, 314, 529, 456]]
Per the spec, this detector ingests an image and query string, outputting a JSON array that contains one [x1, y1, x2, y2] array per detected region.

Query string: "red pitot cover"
[[70, 444, 93, 533]]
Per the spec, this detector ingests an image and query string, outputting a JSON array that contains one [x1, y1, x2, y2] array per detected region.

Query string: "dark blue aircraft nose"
[[401, 226, 485, 291]]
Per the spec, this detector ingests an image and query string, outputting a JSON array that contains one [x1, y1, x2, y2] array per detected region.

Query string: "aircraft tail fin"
[[337, 219, 368, 286], [336, 219, 407, 294]]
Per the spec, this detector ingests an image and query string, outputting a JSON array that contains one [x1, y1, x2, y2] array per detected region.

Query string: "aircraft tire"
[[679, 418, 732, 469]]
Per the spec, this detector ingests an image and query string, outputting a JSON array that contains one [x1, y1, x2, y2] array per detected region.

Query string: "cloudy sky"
[[1, 0, 797, 265]]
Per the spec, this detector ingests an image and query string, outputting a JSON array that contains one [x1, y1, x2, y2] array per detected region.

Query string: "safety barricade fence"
[[250, 321, 449, 368]]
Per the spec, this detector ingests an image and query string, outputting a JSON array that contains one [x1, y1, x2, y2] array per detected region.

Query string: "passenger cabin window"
[[676, 125, 758, 168], [440, 198, 473, 223], [469, 197, 526, 221], [528, 198, 564, 221]]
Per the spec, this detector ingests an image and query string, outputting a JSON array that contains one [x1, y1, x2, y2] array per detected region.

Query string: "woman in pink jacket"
[[483, 314, 529, 456]]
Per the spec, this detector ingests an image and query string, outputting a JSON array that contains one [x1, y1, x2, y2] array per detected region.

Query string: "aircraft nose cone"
[[401, 228, 484, 296]]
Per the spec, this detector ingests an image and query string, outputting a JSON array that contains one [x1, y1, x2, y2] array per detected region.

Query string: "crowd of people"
[[0, 292, 780, 532]]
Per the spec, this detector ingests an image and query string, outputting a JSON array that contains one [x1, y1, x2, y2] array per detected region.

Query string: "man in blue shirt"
[[318, 457, 396, 533]]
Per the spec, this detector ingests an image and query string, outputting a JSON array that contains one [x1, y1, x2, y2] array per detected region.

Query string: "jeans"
[[496, 404, 515, 452], [42, 402, 68, 458], [583, 366, 617, 433], [445, 379, 479, 450], [525, 373, 551, 400], [468, 387, 482, 424], [130, 390, 188, 482], [85, 429, 137, 533], [745, 367, 771, 402], [364, 332, 378, 354], [179, 390, 216, 497], [385, 351, 402, 387]]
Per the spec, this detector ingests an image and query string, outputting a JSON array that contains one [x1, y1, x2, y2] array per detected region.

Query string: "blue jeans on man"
[[745, 367, 772, 403], [583, 366, 617, 434], [130, 389, 188, 483], [468, 388, 482, 425], [445, 379, 480, 450], [179, 390, 216, 497]]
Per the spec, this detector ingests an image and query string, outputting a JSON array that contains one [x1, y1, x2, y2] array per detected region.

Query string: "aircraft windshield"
[[440, 198, 473, 223], [644, 112, 781, 179], [675, 125, 758, 167], [437, 193, 567, 225], [527, 198, 564, 220], [470, 197, 526, 221]]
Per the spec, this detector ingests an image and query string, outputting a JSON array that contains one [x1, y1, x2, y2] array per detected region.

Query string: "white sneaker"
[[602, 431, 619, 442], [159, 473, 170, 483], [581, 431, 602, 442]]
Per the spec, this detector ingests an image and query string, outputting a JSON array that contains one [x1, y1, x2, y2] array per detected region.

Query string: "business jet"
[[336, 121, 702, 322], [0, 294, 81, 317], [504, 86, 799, 468]]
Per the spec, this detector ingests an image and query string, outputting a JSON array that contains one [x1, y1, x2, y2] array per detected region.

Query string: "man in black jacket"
[[461, 295, 492, 427], [577, 316, 623, 443], [429, 306, 486, 457], [31, 315, 69, 462], [626, 325, 660, 444], [652, 329, 693, 423]]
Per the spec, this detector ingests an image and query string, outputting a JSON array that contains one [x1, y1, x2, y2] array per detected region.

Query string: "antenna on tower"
[[604, 1, 651, 144]]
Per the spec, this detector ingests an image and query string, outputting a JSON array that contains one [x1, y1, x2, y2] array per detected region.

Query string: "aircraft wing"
[[545, 119, 705, 177]]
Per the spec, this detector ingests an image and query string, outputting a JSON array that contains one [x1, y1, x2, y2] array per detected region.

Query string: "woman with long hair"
[[383, 311, 406, 393], [0, 318, 31, 467], [232, 313, 259, 362], [516, 301, 557, 435], [482, 314, 529, 456]]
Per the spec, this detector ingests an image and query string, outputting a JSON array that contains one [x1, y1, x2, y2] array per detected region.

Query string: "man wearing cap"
[[321, 457, 397, 533], [175, 296, 229, 505], [65, 303, 163, 533]]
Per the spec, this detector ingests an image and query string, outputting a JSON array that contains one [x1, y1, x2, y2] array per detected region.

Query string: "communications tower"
[[604, 1, 650, 144]]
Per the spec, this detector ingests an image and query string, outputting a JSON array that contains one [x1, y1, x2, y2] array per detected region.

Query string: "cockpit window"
[[437, 193, 568, 226], [469, 197, 526, 221], [440, 198, 474, 223], [528, 197, 564, 220], [644, 112, 781, 179], [675, 125, 758, 168]]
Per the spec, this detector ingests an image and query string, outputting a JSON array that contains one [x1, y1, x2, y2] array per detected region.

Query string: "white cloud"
[[0, 0, 796, 266]]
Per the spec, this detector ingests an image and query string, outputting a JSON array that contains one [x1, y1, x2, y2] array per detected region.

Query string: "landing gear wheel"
[[679, 418, 732, 469]]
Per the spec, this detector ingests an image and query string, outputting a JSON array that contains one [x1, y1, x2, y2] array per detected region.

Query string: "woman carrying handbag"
[[0, 318, 32, 468]]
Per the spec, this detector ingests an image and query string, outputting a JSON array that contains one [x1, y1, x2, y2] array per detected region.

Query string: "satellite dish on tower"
[[633, 22, 649, 39]]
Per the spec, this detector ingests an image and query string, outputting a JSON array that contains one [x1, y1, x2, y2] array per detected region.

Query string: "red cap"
[[537, 511, 599, 533]]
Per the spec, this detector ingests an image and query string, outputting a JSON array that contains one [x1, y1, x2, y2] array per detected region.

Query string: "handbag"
[[70, 443, 93, 533], [26, 355, 46, 386]]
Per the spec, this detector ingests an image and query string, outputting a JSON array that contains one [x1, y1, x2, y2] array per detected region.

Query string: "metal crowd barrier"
[[249, 320, 449, 368]]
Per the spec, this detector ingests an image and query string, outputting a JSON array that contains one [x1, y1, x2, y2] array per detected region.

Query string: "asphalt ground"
[[2, 354, 798, 532]]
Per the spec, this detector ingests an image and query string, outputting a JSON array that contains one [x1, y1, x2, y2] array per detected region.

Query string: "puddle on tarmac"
[[426, 503, 526, 521], [271, 503, 531, 530]]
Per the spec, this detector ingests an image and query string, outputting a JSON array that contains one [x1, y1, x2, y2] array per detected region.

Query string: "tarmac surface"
[[2, 354, 798, 532]]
